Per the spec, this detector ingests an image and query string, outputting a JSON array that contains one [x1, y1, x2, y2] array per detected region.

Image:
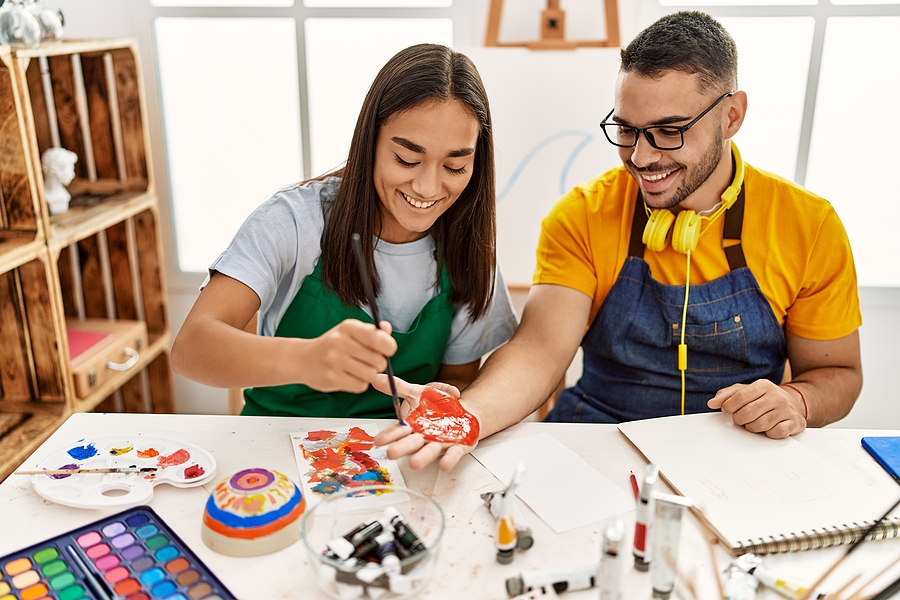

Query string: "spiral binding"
[[734, 516, 900, 556]]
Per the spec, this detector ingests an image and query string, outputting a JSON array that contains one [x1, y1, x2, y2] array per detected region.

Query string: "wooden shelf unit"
[[0, 38, 174, 481]]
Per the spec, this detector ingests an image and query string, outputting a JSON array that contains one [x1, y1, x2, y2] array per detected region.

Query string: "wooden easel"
[[485, 0, 620, 50]]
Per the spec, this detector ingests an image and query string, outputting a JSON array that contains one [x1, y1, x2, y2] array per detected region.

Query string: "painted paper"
[[290, 423, 406, 509]]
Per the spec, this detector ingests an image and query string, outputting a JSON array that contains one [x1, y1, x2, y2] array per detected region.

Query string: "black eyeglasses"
[[599, 92, 734, 151]]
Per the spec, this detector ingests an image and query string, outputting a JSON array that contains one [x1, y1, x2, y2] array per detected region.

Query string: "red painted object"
[[408, 387, 480, 446]]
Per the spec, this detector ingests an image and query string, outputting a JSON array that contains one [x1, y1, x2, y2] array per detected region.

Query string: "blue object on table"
[[862, 436, 900, 483]]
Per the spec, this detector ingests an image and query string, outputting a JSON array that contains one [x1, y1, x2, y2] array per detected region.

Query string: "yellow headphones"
[[642, 141, 744, 254]]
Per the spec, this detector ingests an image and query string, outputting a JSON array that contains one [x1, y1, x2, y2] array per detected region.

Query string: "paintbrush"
[[14, 467, 158, 475], [351, 233, 405, 425], [799, 493, 900, 600]]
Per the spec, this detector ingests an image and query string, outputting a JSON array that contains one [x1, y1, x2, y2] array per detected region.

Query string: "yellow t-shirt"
[[534, 163, 861, 340]]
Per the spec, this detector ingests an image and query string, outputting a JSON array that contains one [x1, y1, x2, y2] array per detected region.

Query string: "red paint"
[[634, 522, 647, 556], [157, 448, 190, 468], [137, 448, 159, 459], [408, 387, 480, 445], [306, 430, 336, 442], [184, 464, 205, 479]]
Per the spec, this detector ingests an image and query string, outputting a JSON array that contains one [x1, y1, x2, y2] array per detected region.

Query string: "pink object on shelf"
[[67, 330, 112, 360]]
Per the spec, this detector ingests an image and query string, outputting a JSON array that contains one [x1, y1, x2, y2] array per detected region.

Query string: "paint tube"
[[750, 558, 828, 599], [384, 506, 426, 559], [481, 491, 534, 550], [325, 518, 385, 560], [505, 563, 597, 597], [633, 463, 659, 571], [374, 532, 401, 577], [649, 491, 693, 600], [723, 555, 760, 600], [495, 489, 518, 564], [599, 516, 624, 600]]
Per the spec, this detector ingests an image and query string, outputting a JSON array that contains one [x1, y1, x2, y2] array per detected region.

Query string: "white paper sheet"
[[290, 423, 406, 510], [471, 432, 635, 533]]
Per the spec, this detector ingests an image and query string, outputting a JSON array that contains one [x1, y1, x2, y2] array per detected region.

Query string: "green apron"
[[242, 256, 454, 418]]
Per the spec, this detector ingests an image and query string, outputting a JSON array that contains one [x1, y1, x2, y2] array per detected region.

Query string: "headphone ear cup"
[[643, 209, 675, 252], [672, 210, 702, 254]]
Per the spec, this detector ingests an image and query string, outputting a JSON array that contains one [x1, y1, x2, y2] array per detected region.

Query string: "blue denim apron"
[[545, 186, 787, 423]]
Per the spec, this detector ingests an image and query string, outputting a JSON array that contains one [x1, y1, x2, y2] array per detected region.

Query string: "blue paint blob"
[[67, 443, 99, 460]]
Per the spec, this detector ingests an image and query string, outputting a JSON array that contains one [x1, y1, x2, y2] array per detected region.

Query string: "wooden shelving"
[[0, 39, 173, 481]]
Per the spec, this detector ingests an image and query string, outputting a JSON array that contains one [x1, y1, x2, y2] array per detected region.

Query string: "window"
[[149, 4, 453, 274]]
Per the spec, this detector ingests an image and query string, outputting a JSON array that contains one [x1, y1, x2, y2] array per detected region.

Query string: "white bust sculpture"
[[41, 147, 78, 215]]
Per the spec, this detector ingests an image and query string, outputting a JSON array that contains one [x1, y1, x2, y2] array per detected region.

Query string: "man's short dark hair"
[[620, 11, 738, 93]]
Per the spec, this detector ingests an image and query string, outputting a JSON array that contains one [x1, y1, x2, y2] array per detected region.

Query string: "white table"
[[1, 413, 899, 599]]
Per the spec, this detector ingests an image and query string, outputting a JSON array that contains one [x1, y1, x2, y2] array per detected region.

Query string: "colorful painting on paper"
[[290, 424, 405, 508]]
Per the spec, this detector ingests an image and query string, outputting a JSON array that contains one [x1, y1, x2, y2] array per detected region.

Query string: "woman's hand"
[[303, 319, 397, 393], [372, 375, 479, 471]]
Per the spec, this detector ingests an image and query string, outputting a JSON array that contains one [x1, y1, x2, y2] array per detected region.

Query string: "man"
[[375, 11, 862, 470]]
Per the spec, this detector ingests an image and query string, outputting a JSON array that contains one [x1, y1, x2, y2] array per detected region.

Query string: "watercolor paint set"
[[22, 436, 216, 509], [0, 505, 235, 600]]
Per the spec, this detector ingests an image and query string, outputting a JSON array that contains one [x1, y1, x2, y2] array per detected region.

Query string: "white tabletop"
[[2, 413, 899, 600]]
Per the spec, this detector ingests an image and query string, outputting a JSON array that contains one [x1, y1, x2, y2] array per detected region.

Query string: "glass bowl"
[[300, 484, 444, 599]]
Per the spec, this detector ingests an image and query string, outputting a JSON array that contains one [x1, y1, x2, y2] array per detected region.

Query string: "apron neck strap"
[[628, 185, 747, 271]]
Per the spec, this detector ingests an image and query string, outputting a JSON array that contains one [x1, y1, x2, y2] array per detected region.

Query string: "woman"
[[171, 44, 517, 418]]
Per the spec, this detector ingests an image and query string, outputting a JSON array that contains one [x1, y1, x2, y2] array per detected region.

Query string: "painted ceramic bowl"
[[201, 468, 305, 557], [300, 484, 444, 600]]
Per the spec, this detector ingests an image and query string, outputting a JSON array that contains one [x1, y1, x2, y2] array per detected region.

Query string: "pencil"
[[14, 467, 157, 475], [629, 470, 640, 501]]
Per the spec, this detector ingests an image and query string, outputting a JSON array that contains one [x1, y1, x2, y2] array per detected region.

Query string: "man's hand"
[[372, 375, 479, 471], [708, 379, 807, 438]]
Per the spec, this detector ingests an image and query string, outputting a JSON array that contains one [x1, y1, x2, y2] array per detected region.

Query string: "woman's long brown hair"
[[321, 43, 497, 322]]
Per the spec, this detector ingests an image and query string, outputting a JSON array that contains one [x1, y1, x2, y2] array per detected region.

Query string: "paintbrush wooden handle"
[[14, 467, 154, 475]]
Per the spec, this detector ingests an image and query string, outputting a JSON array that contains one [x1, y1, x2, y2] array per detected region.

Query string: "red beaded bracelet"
[[782, 383, 809, 421]]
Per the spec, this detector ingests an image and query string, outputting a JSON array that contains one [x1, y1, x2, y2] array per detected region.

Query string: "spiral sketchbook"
[[618, 413, 900, 556]]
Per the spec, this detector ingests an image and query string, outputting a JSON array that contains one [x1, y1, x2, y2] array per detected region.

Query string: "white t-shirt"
[[206, 177, 518, 365]]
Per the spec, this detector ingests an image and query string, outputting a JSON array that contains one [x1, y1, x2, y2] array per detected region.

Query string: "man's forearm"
[[790, 365, 862, 427], [462, 336, 573, 439]]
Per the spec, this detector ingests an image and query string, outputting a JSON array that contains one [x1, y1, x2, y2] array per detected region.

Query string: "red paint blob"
[[183, 464, 205, 479], [157, 448, 190, 468], [407, 387, 480, 445]]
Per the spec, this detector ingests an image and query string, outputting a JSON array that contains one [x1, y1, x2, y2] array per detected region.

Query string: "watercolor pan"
[[25, 436, 217, 509], [0, 505, 234, 600]]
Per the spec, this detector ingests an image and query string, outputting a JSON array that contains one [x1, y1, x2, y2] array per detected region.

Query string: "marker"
[[505, 563, 597, 597], [495, 489, 518, 564], [481, 491, 534, 550], [649, 491, 692, 600], [599, 516, 624, 600], [633, 463, 659, 571]]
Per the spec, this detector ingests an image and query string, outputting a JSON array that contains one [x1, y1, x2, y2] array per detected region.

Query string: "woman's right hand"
[[303, 319, 397, 393]]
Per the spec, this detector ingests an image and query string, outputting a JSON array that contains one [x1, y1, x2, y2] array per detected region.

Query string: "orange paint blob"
[[408, 387, 480, 445]]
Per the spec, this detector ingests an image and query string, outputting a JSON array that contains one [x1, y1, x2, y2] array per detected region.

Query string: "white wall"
[[51, 1, 900, 427]]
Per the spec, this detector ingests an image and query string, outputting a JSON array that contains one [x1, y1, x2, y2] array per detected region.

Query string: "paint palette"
[[0, 505, 235, 600], [26, 436, 217, 509]]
